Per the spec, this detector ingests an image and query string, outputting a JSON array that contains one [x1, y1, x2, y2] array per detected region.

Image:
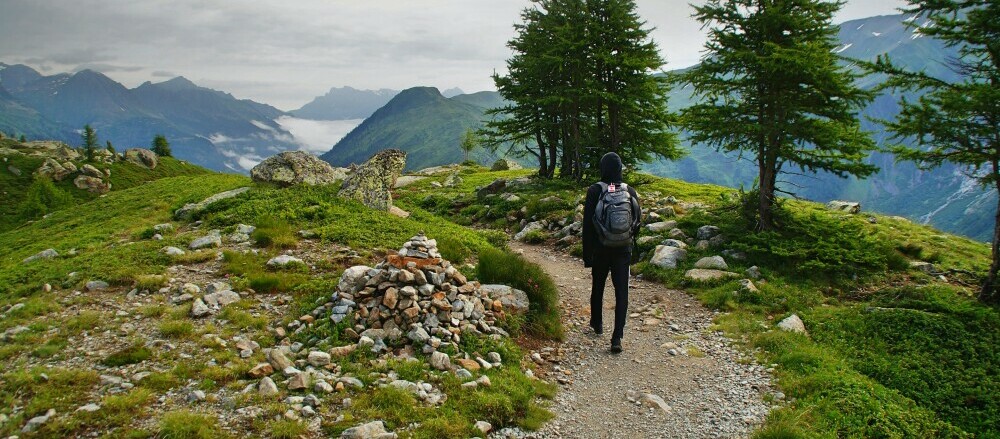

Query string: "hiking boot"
[[589, 320, 603, 336], [610, 339, 622, 353]]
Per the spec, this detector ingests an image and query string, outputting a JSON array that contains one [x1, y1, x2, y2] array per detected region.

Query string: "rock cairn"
[[323, 233, 526, 353]]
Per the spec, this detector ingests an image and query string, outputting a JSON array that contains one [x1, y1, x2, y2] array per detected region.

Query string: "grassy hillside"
[[321, 87, 503, 171], [397, 168, 998, 438], [0, 137, 210, 233], [0, 164, 558, 438]]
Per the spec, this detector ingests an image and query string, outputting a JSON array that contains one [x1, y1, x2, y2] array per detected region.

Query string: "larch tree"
[[679, 0, 877, 231], [82, 124, 98, 162], [873, 0, 1000, 303], [484, 0, 680, 180]]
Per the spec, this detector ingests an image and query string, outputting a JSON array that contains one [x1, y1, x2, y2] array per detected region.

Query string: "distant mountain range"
[[0, 13, 992, 240], [291, 86, 399, 120], [0, 64, 296, 172], [320, 86, 506, 171]]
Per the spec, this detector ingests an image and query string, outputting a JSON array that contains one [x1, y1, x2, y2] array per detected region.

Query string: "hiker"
[[582, 152, 641, 353]]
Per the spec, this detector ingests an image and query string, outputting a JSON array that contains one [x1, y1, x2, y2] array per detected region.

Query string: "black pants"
[[590, 248, 630, 342]]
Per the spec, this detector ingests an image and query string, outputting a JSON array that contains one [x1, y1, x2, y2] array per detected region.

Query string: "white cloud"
[[0, 0, 909, 110], [275, 116, 363, 154]]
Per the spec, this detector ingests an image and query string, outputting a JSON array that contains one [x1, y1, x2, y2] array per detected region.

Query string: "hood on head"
[[599, 152, 623, 183]]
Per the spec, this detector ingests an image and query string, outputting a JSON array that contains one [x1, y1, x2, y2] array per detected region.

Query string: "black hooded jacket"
[[582, 153, 641, 266]]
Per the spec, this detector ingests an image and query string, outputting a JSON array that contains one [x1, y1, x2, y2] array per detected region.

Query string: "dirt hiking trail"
[[512, 243, 773, 439]]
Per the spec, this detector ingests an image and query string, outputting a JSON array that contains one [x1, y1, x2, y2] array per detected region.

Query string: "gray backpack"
[[593, 182, 638, 248]]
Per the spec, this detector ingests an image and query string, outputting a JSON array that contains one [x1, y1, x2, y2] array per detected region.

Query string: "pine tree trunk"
[[535, 131, 549, 178], [981, 181, 1000, 304], [758, 155, 777, 231]]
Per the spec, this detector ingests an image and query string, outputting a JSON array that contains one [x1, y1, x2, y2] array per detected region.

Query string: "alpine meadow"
[[0, 0, 998, 438]]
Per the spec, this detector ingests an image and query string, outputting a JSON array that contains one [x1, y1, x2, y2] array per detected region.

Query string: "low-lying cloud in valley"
[[276, 116, 363, 155]]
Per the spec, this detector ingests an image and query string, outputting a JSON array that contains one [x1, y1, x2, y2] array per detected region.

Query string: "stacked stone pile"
[[319, 233, 528, 352]]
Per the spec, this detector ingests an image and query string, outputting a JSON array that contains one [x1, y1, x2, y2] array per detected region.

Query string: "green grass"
[[158, 410, 229, 439], [158, 320, 195, 339], [102, 342, 153, 367], [477, 247, 563, 340], [414, 169, 995, 437], [0, 367, 99, 436]]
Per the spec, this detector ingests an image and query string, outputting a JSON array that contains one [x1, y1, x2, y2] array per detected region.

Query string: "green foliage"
[[82, 124, 97, 161], [18, 176, 74, 220], [0, 367, 99, 436], [485, 0, 681, 179], [158, 321, 194, 339], [477, 247, 563, 339], [871, 0, 1000, 303], [679, 0, 877, 230], [251, 215, 297, 249], [460, 127, 480, 163], [102, 342, 153, 367], [151, 134, 172, 157], [106, 140, 116, 156], [158, 410, 228, 439], [804, 285, 1000, 437]]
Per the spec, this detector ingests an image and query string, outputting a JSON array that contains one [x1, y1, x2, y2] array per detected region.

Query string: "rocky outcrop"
[[73, 175, 111, 194], [339, 149, 407, 211], [35, 158, 75, 181], [174, 187, 250, 219], [124, 148, 158, 169], [827, 200, 860, 214], [251, 151, 347, 187], [491, 158, 522, 171]]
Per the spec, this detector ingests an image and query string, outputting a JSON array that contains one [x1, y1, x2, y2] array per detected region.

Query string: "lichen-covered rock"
[[175, 187, 250, 219], [491, 158, 522, 171], [80, 164, 103, 178], [251, 151, 347, 187], [124, 148, 158, 169], [73, 175, 111, 194], [339, 149, 406, 211], [650, 245, 687, 269], [827, 200, 860, 214], [35, 158, 73, 181]]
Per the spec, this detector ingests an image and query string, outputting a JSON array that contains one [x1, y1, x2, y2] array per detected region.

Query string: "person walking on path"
[[582, 152, 641, 353]]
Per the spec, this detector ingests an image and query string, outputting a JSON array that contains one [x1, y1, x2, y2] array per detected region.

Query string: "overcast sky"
[[0, 0, 908, 111]]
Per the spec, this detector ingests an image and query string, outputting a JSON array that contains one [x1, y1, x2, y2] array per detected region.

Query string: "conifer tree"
[[679, 0, 877, 231], [460, 128, 480, 163], [151, 134, 172, 157], [82, 124, 97, 162], [106, 140, 116, 157], [485, 0, 680, 180], [873, 0, 1000, 303], [19, 135, 26, 143]]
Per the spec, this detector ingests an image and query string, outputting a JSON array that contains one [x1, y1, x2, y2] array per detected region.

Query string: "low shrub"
[[102, 342, 152, 367], [477, 247, 563, 339]]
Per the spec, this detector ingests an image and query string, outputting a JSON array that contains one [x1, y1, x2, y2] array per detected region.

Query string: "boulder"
[[491, 158, 522, 171], [35, 158, 73, 181], [481, 284, 530, 314], [175, 187, 250, 219], [341, 421, 394, 439], [650, 245, 686, 269], [189, 230, 222, 250], [694, 256, 728, 270], [125, 148, 158, 169], [339, 149, 407, 211], [646, 221, 677, 233], [696, 225, 721, 240], [80, 164, 103, 178], [514, 221, 546, 242], [393, 175, 425, 188], [827, 200, 860, 214], [777, 314, 807, 335], [251, 151, 346, 187], [684, 269, 740, 281], [476, 178, 507, 198], [73, 175, 111, 194], [23, 248, 58, 264], [267, 255, 304, 268]]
